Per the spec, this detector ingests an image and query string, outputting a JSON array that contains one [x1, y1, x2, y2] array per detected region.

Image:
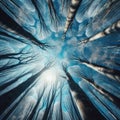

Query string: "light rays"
[[0, 0, 120, 120]]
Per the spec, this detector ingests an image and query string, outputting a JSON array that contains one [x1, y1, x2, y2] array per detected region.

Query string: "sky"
[[0, 0, 120, 120]]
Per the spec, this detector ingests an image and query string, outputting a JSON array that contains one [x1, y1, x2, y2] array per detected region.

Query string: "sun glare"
[[40, 68, 57, 84]]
